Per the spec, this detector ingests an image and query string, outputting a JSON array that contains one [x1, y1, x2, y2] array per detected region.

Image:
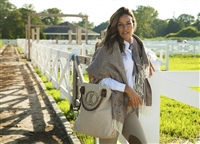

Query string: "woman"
[[86, 7, 156, 144]]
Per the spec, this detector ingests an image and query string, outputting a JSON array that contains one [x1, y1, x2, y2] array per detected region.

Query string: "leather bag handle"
[[78, 86, 107, 111]]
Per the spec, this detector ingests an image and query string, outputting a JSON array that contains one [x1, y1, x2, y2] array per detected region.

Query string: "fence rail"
[[1, 39, 17, 45], [17, 39, 200, 71]]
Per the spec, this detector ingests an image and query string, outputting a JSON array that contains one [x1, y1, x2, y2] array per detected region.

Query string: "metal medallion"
[[85, 91, 99, 106]]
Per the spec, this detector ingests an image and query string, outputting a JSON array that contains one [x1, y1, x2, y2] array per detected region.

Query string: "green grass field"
[[34, 54, 200, 144], [159, 54, 200, 143], [161, 54, 200, 71], [0, 41, 3, 48]]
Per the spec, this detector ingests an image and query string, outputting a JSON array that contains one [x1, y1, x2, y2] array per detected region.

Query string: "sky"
[[10, 0, 200, 26]]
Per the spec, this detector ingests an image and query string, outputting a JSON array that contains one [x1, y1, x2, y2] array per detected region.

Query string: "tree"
[[2, 3, 44, 39], [40, 8, 63, 25], [92, 21, 109, 34], [193, 13, 200, 31], [177, 14, 195, 27], [18, 7, 44, 38], [0, 0, 17, 38], [2, 9, 22, 38], [151, 19, 168, 37], [165, 18, 184, 35], [133, 5, 158, 38], [22, 3, 35, 11], [72, 13, 95, 30]]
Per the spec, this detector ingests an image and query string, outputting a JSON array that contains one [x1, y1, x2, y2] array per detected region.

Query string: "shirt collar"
[[124, 37, 133, 50]]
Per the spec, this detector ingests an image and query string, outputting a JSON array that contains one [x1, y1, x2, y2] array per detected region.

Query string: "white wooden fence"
[[1, 39, 17, 45], [143, 41, 200, 70], [17, 39, 199, 144], [17, 39, 200, 71]]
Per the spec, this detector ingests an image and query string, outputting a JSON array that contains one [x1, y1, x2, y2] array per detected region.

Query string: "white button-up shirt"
[[99, 40, 157, 92]]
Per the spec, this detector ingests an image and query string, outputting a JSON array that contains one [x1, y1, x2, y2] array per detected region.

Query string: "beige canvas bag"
[[73, 82, 117, 139]]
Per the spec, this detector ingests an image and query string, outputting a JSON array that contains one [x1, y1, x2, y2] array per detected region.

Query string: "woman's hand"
[[124, 85, 142, 108], [89, 74, 95, 83]]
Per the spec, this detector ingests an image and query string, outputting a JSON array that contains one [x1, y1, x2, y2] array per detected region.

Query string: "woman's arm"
[[99, 78, 125, 92], [145, 47, 156, 77], [99, 78, 142, 108], [145, 47, 157, 61]]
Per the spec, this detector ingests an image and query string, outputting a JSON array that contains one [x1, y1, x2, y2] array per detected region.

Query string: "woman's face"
[[117, 14, 134, 43]]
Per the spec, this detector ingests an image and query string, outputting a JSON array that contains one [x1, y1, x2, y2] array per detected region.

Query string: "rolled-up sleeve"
[[145, 47, 157, 61], [99, 78, 126, 92]]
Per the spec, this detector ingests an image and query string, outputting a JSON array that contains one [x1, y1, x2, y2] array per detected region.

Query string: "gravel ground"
[[0, 45, 75, 144]]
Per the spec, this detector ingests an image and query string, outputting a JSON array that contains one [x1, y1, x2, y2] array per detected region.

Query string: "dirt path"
[[0, 45, 72, 144]]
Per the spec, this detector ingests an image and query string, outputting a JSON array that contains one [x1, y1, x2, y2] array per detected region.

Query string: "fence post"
[[32, 29, 35, 41], [36, 27, 40, 43], [68, 30, 72, 44], [81, 43, 86, 74], [139, 60, 161, 144], [193, 42, 196, 56], [165, 44, 169, 70], [78, 28, 82, 45], [101, 30, 105, 39]]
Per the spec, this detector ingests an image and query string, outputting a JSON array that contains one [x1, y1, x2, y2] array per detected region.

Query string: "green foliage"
[[72, 13, 95, 30], [166, 27, 200, 38], [40, 31, 46, 39], [133, 5, 158, 38], [34, 68, 42, 77], [47, 89, 60, 102], [75, 132, 95, 144], [151, 19, 168, 37], [144, 36, 200, 41], [160, 96, 200, 143], [57, 99, 70, 113], [92, 21, 109, 34], [17, 47, 24, 54], [0, 0, 17, 38], [177, 27, 200, 37], [41, 75, 47, 82], [177, 14, 195, 27], [192, 13, 200, 31], [83, 72, 89, 82], [2, 9, 22, 39], [44, 82, 52, 90], [40, 8, 63, 25], [165, 19, 185, 36]]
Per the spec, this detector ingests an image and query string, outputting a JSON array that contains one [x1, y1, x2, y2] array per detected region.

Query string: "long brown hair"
[[99, 7, 137, 53]]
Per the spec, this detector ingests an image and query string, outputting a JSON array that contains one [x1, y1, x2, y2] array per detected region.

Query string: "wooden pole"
[[68, 30, 72, 44], [76, 27, 78, 44], [85, 16, 88, 44], [27, 15, 30, 61], [101, 30, 105, 39], [36, 27, 40, 43], [78, 28, 82, 45], [32, 29, 35, 41]]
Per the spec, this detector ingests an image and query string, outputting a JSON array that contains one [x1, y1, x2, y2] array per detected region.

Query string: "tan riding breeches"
[[99, 109, 147, 144]]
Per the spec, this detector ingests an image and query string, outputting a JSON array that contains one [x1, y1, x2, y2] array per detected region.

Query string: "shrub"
[[166, 27, 200, 38], [177, 27, 200, 37]]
